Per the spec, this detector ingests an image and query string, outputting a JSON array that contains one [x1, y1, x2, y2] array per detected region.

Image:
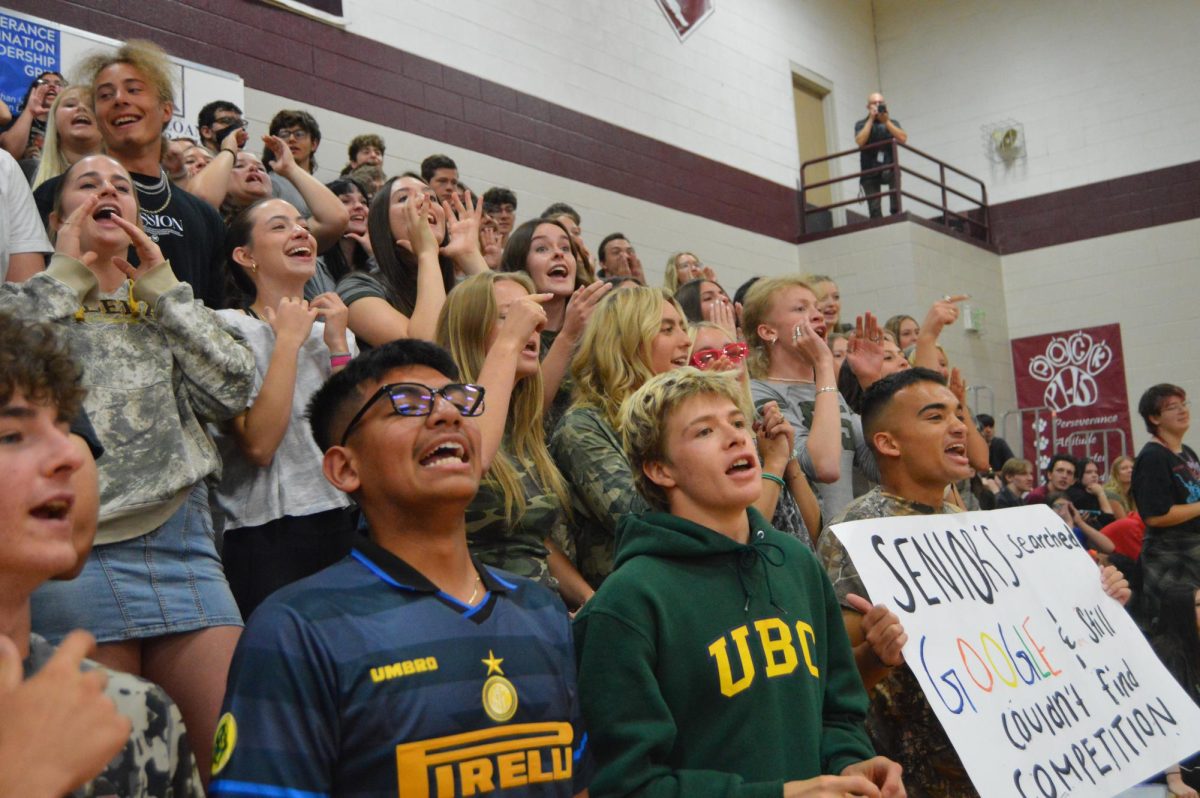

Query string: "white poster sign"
[[832, 505, 1200, 798]]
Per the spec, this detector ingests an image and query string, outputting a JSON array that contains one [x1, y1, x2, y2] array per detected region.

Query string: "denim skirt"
[[31, 482, 243, 643]]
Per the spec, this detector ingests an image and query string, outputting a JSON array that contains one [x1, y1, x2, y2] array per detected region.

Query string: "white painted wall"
[[875, 0, 1200, 205], [1003, 218, 1200, 451], [243, 87, 803, 286], [338, 0, 881, 189]]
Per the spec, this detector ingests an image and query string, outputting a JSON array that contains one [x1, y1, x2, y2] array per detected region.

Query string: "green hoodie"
[[574, 507, 874, 798]]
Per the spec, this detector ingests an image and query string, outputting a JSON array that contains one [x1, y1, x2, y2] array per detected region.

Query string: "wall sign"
[[0, 10, 59, 112], [655, 0, 714, 41], [832, 505, 1200, 797], [1010, 323, 1134, 479]]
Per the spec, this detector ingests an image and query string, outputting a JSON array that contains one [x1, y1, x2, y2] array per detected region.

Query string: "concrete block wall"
[[1003, 217, 1200, 450], [340, 0, 881, 189], [796, 222, 1017, 420], [874, 0, 1200, 206]]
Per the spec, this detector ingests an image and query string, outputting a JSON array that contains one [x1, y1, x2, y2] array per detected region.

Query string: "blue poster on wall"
[[0, 11, 60, 113]]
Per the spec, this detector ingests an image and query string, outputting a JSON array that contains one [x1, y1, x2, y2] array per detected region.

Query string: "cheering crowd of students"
[[0, 36, 1197, 798]]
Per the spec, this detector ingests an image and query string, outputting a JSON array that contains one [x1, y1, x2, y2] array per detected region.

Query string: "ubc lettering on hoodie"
[[575, 507, 875, 798]]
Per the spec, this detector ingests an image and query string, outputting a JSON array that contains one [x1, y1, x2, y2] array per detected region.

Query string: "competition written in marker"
[[832, 504, 1200, 798]]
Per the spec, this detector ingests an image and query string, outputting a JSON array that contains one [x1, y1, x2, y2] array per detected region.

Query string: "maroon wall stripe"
[[22, 0, 1199, 252], [16, 0, 800, 241], [988, 160, 1200, 253]]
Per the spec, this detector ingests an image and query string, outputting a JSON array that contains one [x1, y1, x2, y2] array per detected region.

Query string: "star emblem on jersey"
[[482, 650, 505, 675], [481, 650, 518, 722]]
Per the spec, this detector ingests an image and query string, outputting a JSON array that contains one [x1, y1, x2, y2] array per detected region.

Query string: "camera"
[[876, 102, 888, 115]]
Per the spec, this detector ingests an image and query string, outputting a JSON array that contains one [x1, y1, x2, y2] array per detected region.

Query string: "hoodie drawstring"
[[736, 529, 786, 613]]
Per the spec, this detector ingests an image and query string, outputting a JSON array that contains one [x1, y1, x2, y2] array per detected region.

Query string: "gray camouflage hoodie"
[[0, 254, 254, 544]]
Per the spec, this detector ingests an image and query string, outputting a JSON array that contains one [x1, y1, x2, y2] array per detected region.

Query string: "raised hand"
[[53, 194, 101, 269], [440, 189, 484, 260], [948, 366, 967, 403], [309, 292, 349, 351], [263, 296, 318, 349], [109, 213, 167, 280], [28, 82, 53, 117], [561, 280, 613, 341], [261, 134, 297, 177], [847, 312, 884, 384], [480, 226, 503, 269], [402, 193, 439, 260], [756, 400, 795, 472], [221, 125, 248, 155], [345, 230, 373, 257], [922, 294, 968, 340], [0, 631, 131, 797], [500, 291, 552, 343], [847, 593, 907, 667], [705, 295, 738, 338], [629, 249, 646, 284], [790, 315, 834, 367]]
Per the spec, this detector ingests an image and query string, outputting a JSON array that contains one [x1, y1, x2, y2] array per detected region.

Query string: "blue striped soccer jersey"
[[211, 539, 591, 797]]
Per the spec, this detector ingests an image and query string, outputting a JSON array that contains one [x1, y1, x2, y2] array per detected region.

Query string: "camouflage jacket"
[[24, 634, 204, 797], [0, 255, 254, 544], [816, 487, 977, 798], [549, 405, 648, 588], [466, 455, 570, 591]]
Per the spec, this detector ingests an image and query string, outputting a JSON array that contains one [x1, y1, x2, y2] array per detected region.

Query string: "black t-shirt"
[[34, 173, 227, 309], [854, 117, 901, 172], [988, 436, 1016, 473], [1132, 442, 1200, 535]]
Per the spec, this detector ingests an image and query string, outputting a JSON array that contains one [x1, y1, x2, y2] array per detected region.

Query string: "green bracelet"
[[762, 472, 786, 488]]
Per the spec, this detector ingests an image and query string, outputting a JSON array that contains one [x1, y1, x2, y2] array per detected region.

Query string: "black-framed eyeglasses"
[[340, 382, 486, 445], [275, 128, 310, 141]]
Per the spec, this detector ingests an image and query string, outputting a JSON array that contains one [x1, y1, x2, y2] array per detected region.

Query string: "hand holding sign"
[[847, 593, 908, 669], [831, 505, 1200, 797]]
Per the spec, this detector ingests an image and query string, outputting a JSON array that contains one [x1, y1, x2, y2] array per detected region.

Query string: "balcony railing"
[[800, 139, 991, 244]]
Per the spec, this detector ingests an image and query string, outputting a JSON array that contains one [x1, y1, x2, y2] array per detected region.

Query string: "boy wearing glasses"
[[211, 340, 591, 797], [575, 367, 903, 797], [1133, 384, 1200, 622], [264, 109, 321, 215]]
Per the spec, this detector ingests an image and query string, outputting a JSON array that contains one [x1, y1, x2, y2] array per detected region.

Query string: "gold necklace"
[[467, 573, 482, 604]]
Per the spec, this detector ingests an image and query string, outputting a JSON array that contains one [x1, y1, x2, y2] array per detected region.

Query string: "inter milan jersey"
[[210, 540, 590, 797]]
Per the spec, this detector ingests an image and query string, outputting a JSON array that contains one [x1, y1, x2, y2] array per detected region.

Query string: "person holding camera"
[[854, 93, 907, 219]]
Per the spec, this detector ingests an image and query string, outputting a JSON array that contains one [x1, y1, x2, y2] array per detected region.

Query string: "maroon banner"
[[1010, 323, 1133, 480], [655, 0, 714, 41]]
